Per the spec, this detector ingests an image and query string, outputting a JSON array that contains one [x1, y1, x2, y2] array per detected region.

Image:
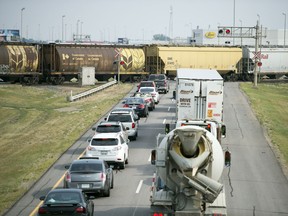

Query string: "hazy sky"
[[0, 0, 287, 42]]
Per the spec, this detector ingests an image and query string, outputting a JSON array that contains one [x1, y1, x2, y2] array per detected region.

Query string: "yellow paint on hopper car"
[[152, 46, 242, 75], [120, 48, 145, 72]]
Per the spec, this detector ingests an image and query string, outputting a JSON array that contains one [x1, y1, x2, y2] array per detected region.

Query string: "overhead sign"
[[205, 32, 216, 39]]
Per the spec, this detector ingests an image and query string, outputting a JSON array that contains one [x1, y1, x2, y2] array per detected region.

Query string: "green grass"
[[0, 83, 133, 215], [240, 83, 288, 170]]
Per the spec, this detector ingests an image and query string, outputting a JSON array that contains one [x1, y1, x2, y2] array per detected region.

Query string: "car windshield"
[[45, 192, 81, 204], [96, 125, 121, 133], [91, 138, 118, 146], [70, 163, 103, 172], [108, 114, 132, 122]]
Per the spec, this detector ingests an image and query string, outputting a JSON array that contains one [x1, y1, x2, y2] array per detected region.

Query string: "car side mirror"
[[221, 125, 226, 138], [64, 164, 70, 169], [92, 127, 96, 131], [151, 149, 156, 165], [39, 196, 46, 201]]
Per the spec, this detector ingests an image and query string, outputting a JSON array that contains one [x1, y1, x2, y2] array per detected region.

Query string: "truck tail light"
[[132, 123, 135, 128], [123, 104, 130, 108]]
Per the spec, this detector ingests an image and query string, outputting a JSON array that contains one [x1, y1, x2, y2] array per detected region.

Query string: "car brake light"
[[38, 207, 47, 214], [65, 173, 71, 183], [132, 122, 135, 128], [113, 146, 122, 151], [153, 213, 163, 216], [87, 146, 96, 151], [76, 206, 86, 213], [101, 172, 106, 181], [138, 104, 145, 109], [145, 98, 151, 103], [123, 104, 130, 108]]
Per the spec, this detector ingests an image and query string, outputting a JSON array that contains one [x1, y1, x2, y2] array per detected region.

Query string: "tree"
[[153, 34, 170, 41]]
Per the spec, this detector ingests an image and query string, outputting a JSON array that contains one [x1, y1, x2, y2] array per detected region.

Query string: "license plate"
[[81, 184, 90, 188], [101, 151, 108, 155], [132, 106, 137, 109]]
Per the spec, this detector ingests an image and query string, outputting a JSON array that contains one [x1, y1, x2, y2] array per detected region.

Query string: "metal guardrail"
[[67, 80, 117, 102]]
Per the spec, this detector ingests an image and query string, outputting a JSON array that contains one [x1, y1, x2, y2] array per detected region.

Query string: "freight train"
[[0, 42, 287, 84]]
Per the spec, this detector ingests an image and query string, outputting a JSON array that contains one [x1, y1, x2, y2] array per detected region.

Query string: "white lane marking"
[[168, 106, 171, 111], [136, 180, 143, 194], [163, 119, 166, 124], [148, 154, 151, 162]]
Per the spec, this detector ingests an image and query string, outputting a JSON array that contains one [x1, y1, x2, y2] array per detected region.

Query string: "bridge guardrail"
[[67, 80, 117, 102]]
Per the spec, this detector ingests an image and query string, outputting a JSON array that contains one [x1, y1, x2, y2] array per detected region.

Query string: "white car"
[[139, 87, 160, 104], [105, 109, 139, 140], [93, 121, 129, 142], [86, 133, 129, 169]]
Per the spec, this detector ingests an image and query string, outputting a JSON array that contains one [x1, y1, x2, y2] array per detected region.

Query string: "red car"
[[137, 81, 156, 91]]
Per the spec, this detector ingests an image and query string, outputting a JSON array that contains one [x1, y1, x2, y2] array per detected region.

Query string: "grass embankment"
[[240, 83, 288, 173], [0, 83, 133, 215]]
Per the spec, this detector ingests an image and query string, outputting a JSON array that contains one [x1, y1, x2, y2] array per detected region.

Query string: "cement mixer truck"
[[150, 126, 230, 216]]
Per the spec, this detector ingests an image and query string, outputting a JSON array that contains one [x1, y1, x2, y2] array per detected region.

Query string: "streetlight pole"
[[76, 19, 80, 41], [233, 0, 235, 45], [62, 15, 65, 42], [283, 13, 286, 47], [21, 7, 25, 41], [80, 21, 83, 41]]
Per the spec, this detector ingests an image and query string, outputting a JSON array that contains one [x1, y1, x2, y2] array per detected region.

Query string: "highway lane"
[[4, 81, 288, 216], [222, 82, 288, 216], [4, 84, 176, 216]]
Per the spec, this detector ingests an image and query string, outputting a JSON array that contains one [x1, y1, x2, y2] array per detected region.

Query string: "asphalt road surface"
[[4, 82, 288, 216]]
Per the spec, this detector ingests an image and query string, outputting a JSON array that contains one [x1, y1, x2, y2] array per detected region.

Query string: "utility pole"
[[254, 20, 259, 87], [283, 13, 286, 47]]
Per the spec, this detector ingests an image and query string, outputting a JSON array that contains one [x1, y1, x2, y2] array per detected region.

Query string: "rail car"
[[145, 45, 245, 81], [0, 42, 147, 84], [0, 43, 40, 84], [0, 42, 287, 84], [41, 43, 147, 84], [243, 47, 288, 79]]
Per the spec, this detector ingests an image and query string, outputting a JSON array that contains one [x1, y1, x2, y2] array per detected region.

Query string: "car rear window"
[[140, 82, 154, 87], [96, 125, 121, 133], [91, 138, 118, 146], [45, 192, 81, 204], [140, 88, 153, 93], [149, 74, 165, 80], [126, 98, 144, 104], [71, 163, 103, 172], [108, 114, 132, 122]]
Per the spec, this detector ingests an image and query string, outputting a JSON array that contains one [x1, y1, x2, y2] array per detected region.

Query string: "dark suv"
[[148, 74, 169, 94], [64, 158, 113, 197]]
